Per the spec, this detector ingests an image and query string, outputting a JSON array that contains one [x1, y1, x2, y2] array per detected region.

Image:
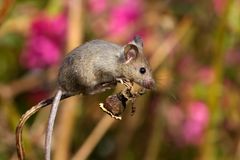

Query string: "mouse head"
[[119, 35, 155, 89]]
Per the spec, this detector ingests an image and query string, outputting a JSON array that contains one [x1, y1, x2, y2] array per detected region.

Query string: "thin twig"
[[150, 18, 192, 70], [16, 104, 45, 160], [0, 0, 15, 25], [116, 95, 149, 160], [54, 97, 81, 160], [143, 101, 164, 160], [0, 71, 44, 100], [16, 94, 72, 160], [72, 115, 115, 160]]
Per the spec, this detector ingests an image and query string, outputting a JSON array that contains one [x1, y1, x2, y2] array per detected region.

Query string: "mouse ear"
[[133, 35, 143, 47], [123, 44, 139, 64]]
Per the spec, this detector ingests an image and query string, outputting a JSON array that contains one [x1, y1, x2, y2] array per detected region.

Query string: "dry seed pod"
[[99, 83, 146, 120], [99, 93, 128, 120]]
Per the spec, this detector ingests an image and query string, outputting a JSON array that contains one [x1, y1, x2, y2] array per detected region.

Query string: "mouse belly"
[[58, 77, 117, 95], [58, 67, 118, 95], [85, 81, 117, 95]]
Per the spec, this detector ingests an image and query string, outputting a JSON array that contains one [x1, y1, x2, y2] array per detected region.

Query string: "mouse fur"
[[58, 36, 155, 95]]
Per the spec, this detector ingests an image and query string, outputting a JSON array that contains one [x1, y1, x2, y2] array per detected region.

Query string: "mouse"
[[58, 35, 155, 95], [16, 35, 155, 160]]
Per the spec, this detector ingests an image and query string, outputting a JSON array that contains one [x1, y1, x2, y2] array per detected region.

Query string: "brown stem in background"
[[143, 100, 165, 160], [0, 67, 59, 102], [150, 18, 192, 71], [72, 115, 115, 160], [0, 72, 44, 100], [0, 0, 15, 25], [53, 97, 80, 160], [116, 94, 149, 160]]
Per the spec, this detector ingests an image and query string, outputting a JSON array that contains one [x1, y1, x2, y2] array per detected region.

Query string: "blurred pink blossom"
[[31, 14, 67, 46], [181, 102, 209, 145], [213, 0, 227, 15], [88, 0, 143, 41], [107, 0, 143, 37], [225, 49, 240, 66], [21, 36, 61, 69], [165, 105, 184, 128], [21, 13, 67, 69], [88, 0, 108, 14], [197, 67, 215, 85]]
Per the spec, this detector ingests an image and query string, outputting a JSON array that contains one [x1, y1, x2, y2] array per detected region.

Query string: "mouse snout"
[[143, 79, 155, 89]]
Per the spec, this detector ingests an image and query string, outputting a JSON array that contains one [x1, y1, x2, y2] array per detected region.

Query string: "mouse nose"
[[144, 79, 155, 89]]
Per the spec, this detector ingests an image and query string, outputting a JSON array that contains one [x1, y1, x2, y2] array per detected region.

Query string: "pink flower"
[[20, 13, 67, 69], [165, 105, 184, 128], [31, 14, 67, 46], [107, 0, 143, 37], [87, 0, 143, 41], [88, 0, 108, 14], [225, 49, 240, 66], [197, 67, 215, 85], [213, 0, 227, 15], [21, 36, 60, 69], [181, 102, 209, 145]]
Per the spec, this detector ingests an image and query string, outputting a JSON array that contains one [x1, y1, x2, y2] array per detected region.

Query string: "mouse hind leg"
[[86, 81, 117, 95]]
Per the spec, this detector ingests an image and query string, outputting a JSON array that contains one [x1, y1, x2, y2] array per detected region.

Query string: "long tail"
[[16, 92, 72, 160], [45, 90, 62, 160]]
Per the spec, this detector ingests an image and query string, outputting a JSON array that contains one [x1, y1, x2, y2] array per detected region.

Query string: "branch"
[[16, 94, 72, 160]]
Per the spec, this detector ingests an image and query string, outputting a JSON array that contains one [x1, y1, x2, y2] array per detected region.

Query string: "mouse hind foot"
[[86, 81, 117, 95]]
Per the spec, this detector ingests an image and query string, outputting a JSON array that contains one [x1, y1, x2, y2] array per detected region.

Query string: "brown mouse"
[[16, 35, 155, 160], [58, 35, 154, 95]]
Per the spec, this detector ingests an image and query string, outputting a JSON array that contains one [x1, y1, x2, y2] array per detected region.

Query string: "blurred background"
[[0, 0, 240, 160]]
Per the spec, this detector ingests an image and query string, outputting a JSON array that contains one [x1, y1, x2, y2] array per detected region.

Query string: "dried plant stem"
[[150, 18, 192, 70], [16, 104, 44, 160], [0, 71, 44, 100], [0, 0, 15, 25], [116, 96, 147, 160], [71, 115, 115, 160], [143, 101, 164, 160], [65, 0, 83, 53], [235, 139, 240, 160], [16, 94, 72, 160], [54, 97, 80, 160]]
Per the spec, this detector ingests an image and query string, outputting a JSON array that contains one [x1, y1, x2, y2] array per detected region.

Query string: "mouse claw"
[[116, 78, 131, 84], [134, 88, 146, 97], [116, 78, 124, 84], [116, 78, 133, 89]]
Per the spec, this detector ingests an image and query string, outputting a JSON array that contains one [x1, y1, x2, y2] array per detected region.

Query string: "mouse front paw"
[[116, 78, 133, 89]]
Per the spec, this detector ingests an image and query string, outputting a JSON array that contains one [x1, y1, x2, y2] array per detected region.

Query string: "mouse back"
[[57, 40, 123, 94]]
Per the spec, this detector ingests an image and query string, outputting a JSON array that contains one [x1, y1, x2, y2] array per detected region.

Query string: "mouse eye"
[[139, 67, 146, 74]]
